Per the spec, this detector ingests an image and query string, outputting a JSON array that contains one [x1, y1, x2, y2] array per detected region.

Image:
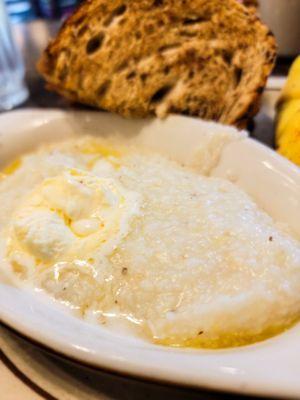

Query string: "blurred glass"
[[5, 0, 37, 22], [0, 0, 28, 111], [5, 0, 81, 21]]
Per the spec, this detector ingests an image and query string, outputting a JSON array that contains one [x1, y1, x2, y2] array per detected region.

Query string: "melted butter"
[[77, 138, 122, 169], [154, 318, 299, 349], [71, 218, 100, 236], [6, 168, 141, 272], [2, 158, 22, 176], [79, 140, 121, 158], [87, 156, 121, 170]]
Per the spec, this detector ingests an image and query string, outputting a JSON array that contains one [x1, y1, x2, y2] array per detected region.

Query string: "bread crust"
[[38, 0, 276, 126]]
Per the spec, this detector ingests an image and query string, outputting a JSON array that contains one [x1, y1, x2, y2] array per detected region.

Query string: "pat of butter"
[[6, 168, 141, 272], [71, 218, 101, 236]]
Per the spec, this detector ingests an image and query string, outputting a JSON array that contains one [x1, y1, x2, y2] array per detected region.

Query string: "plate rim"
[[0, 321, 253, 399]]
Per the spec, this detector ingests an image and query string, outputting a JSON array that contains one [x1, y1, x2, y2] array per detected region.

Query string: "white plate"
[[0, 109, 300, 399]]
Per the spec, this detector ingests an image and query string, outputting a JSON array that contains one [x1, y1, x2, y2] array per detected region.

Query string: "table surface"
[[0, 19, 294, 400]]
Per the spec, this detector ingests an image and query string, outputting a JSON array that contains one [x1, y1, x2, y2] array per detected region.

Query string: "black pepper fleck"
[[122, 267, 128, 275]]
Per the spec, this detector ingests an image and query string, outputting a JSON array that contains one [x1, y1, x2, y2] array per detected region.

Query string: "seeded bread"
[[38, 0, 276, 127]]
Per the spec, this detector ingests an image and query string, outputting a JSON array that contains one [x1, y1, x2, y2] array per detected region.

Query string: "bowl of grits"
[[0, 109, 299, 397]]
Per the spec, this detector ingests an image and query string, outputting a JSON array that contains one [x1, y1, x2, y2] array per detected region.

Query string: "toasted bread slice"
[[38, 0, 276, 126]]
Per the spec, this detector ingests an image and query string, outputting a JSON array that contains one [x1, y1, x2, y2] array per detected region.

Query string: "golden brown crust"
[[37, 0, 276, 126]]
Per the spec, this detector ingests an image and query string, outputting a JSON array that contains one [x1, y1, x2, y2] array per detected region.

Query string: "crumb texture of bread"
[[38, 0, 276, 126]]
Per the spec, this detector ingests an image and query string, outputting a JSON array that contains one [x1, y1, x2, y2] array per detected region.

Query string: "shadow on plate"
[[0, 324, 272, 400]]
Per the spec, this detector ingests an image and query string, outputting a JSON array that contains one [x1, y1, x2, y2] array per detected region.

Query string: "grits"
[[0, 136, 299, 348]]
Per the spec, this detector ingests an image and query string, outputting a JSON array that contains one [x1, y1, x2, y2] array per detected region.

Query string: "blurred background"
[[5, 0, 80, 21], [1, 0, 82, 110]]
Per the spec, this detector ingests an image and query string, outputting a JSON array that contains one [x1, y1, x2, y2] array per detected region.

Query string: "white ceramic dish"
[[0, 109, 300, 399]]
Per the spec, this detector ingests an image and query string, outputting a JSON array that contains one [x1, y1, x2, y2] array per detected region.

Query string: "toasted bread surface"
[[38, 0, 276, 126]]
